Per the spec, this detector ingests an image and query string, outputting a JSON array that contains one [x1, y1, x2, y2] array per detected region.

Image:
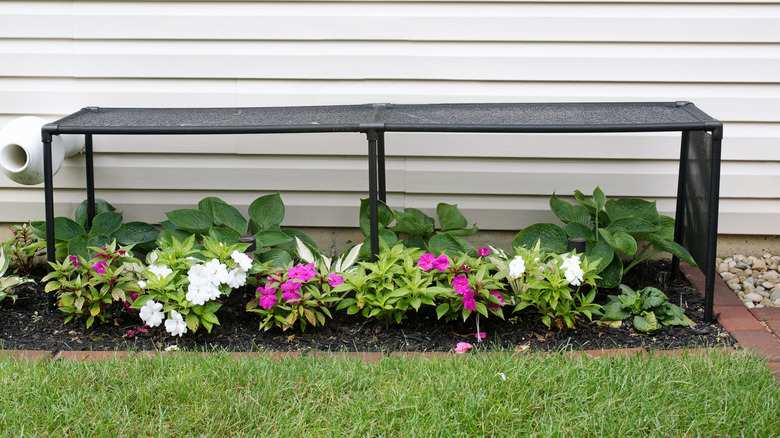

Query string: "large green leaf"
[[436, 203, 468, 232], [645, 235, 698, 267], [606, 217, 658, 235], [550, 193, 591, 225], [248, 193, 285, 232], [640, 287, 668, 311], [257, 248, 292, 267], [428, 232, 475, 256], [208, 227, 240, 245], [359, 198, 394, 237], [604, 198, 660, 224], [50, 217, 86, 242], [112, 222, 160, 245], [563, 222, 594, 240], [597, 256, 624, 288], [585, 241, 615, 273], [657, 216, 676, 240], [511, 223, 567, 253], [598, 228, 637, 255], [392, 209, 435, 237], [633, 312, 659, 333], [573, 190, 598, 215], [444, 224, 479, 237], [592, 186, 607, 211], [87, 212, 123, 240], [75, 198, 115, 229], [67, 235, 88, 259], [254, 230, 292, 248], [213, 202, 248, 235], [274, 229, 320, 257], [165, 209, 212, 234], [601, 298, 631, 322]]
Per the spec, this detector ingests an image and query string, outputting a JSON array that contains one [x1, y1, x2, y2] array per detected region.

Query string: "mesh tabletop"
[[46, 102, 721, 135]]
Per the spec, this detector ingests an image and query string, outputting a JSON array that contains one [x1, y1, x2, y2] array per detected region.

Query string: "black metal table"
[[41, 102, 723, 319]]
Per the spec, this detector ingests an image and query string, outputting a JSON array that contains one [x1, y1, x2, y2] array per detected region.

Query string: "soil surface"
[[1, 261, 735, 353]]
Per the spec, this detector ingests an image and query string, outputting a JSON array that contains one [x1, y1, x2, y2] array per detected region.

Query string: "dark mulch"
[[0, 261, 735, 354]]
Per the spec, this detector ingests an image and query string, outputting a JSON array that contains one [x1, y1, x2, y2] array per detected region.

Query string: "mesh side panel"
[[682, 131, 713, 268]]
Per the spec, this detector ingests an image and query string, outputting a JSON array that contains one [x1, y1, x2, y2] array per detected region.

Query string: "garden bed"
[[0, 261, 734, 353]]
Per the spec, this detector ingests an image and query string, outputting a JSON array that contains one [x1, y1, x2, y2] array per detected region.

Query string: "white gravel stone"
[[744, 301, 756, 308], [720, 253, 780, 309], [745, 292, 763, 303], [771, 290, 780, 301], [728, 282, 742, 292]]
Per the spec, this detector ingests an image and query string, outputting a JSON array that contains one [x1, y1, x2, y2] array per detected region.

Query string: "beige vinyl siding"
[[0, 1, 778, 236]]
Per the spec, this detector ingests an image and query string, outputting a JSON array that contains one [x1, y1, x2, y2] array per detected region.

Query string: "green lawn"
[[1, 349, 779, 437]]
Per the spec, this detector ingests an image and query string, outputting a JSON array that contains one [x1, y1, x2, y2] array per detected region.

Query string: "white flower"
[[146, 251, 159, 265], [137, 280, 147, 289], [164, 345, 180, 352], [508, 256, 526, 279], [560, 254, 585, 286], [204, 259, 229, 286], [139, 300, 164, 327], [186, 275, 218, 305], [165, 310, 187, 337], [147, 264, 173, 280], [225, 267, 247, 289], [231, 250, 253, 271]]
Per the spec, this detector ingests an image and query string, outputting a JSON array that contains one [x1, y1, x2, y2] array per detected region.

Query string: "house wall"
[[1, 1, 779, 243]]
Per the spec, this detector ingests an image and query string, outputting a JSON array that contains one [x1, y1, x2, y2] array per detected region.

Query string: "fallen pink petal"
[[454, 342, 473, 354]]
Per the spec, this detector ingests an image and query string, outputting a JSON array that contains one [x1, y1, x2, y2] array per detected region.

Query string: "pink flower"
[[258, 293, 278, 309], [281, 280, 302, 304], [455, 342, 472, 354], [288, 263, 317, 281], [418, 253, 435, 271], [93, 260, 108, 274], [126, 326, 148, 338], [462, 290, 476, 311], [452, 275, 469, 290], [328, 273, 343, 287], [478, 248, 490, 256], [124, 291, 139, 310], [432, 255, 450, 271], [460, 265, 472, 273], [266, 275, 281, 284], [68, 255, 78, 268], [475, 332, 486, 340], [490, 291, 505, 312], [257, 284, 277, 309]]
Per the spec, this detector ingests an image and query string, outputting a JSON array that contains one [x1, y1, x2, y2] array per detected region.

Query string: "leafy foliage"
[[513, 187, 697, 288], [1, 245, 32, 303], [491, 244, 602, 330], [358, 199, 479, 258], [31, 199, 160, 260], [42, 240, 143, 328], [600, 284, 693, 333], [2, 223, 46, 276]]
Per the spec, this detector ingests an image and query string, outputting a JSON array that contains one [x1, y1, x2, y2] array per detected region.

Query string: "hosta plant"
[[131, 235, 260, 335], [31, 199, 160, 260], [599, 284, 693, 333], [336, 243, 450, 325], [159, 193, 319, 267], [43, 241, 143, 328], [512, 187, 697, 288], [491, 243, 602, 330], [358, 199, 480, 258]]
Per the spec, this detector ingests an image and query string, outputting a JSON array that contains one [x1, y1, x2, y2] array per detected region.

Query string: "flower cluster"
[[138, 300, 187, 337], [186, 251, 252, 305], [418, 253, 450, 272], [248, 262, 342, 331]]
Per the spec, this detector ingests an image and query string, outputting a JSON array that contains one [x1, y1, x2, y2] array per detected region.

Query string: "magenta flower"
[[475, 332, 486, 340], [460, 265, 472, 273], [68, 255, 78, 268], [257, 284, 278, 309], [478, 248, 490, 256], [455, 342, 472, 354], [418, 253, 435, 271], [432, 255, 450, 272], [490, 291, 505, 311], [281, 280, 302, 304], [124, 291, 139, 310], [328, 273, 343, 287], [288, 263, 317, 281], [125, 326, 148, 338], [452, 275, 468, 290], [93, 260, 108, 274], [462, 290, 477, 311]]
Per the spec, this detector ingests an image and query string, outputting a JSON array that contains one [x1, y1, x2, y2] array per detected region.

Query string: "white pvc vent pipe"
[[0, 116, 82, 185]]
